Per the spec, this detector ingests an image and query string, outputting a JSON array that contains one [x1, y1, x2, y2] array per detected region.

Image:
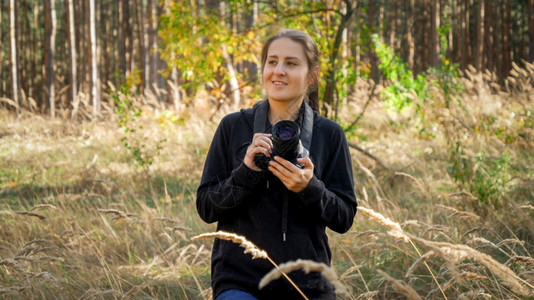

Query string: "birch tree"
[[67, 0, 78, 118], [9, 0, 21, 114], [89, 0, 100, 117]]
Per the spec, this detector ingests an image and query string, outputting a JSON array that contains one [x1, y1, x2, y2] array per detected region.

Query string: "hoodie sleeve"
[[297, 122, 357, 233], [196, 114, 264, 224]]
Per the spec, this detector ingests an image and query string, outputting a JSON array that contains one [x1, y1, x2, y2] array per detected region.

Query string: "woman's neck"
[[268, 98, 304, 124]]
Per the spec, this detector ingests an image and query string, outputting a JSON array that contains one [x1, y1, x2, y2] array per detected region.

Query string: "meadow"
[[0, 65, 533, 299]]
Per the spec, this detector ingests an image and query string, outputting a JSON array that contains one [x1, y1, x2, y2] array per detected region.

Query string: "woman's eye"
[[287, 62, 297, 66], [268, 60, 277, 65]]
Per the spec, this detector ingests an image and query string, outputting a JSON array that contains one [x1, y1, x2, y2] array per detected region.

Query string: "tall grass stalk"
[[359, 207, 447, 299], [192, 231, 310, 300]]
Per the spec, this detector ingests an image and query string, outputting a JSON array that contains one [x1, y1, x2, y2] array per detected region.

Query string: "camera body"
[[253, 120, 309, 171]]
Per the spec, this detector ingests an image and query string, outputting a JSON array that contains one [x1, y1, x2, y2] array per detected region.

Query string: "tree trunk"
[[44, 0, 56, 117], [100, 0, 110, 92], [143, 0, 150, 93], [421, 0, 430, 71], [222, 43, 241, 111], [461, 0, 471, 69], [19, 0, 28, 99], [0, 2, 4, 97], [153, 1, 167, 95], [136, 0, 146, 94], [243, 0, 259, 82], [354, 8, 361, 77], [9, 0, 21, 114], [368, 0, 380, 82], [379, 1, 385, 41], [501, 0, 511, 78], [528, 0, 534, 62], [394, 0, 401, 51], [322, 1, 355, 117], [67, 0, 79, 118], [340, 1, 350, 113], [447, 0, 453, 59], [406, 0, 415, 70], [475, 0, 485, 70], [430, 0, 440, 68], [118, 0, 129, 76], [218, 1, 240, 111], [164, 0, 182, 111], [452, 0, 460, 65], [484, 0, 495, 74], [85, 0, 91, 97], [29, 2, 37, 101], [388, 0, 395, 48], [89, 0, 100, 117], [148, 0, 158, 94], [76, 1, 85, 95], [96, 0, 102, 94]]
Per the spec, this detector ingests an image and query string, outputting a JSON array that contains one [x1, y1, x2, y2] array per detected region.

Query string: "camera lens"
[[253, 120, 305, 171], [277, 126, 296, 140], [272, 121, 300, 162]]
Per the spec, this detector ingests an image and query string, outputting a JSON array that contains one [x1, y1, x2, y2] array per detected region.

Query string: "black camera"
[[253, 120, 309, 171]]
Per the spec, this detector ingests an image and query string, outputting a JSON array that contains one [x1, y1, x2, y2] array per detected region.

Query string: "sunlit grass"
[[0, 66, 533, 298]]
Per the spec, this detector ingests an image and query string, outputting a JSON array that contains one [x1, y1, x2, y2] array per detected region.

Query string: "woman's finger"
[[252, 134, 273, 151]]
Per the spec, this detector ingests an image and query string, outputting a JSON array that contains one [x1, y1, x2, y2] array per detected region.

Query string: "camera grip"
[[253, 153, 271, 171]]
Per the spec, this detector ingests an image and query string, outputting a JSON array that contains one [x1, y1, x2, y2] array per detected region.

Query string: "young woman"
[[196, 29, 357, 300]]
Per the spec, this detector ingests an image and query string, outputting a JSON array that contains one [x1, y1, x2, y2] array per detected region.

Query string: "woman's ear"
[[307, 66, 320, 85]]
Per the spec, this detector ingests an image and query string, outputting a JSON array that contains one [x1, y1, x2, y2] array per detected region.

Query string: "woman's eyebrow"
[[268, 55, 302, 61]]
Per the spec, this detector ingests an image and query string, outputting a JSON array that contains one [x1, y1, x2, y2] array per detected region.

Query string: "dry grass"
[[0, 65, 533, 298], [357, 205, 533, 297], [258, 258, 349, 297], [377, 269, 422, 300], [192, 231, 309, 299], [192, 231, 268, 260]]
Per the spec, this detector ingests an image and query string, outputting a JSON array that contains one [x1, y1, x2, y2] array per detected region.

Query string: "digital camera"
[[253, 120, 309, 171]]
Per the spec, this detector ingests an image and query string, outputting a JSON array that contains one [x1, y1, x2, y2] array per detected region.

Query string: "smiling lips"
[[272, 80, 287, 86]]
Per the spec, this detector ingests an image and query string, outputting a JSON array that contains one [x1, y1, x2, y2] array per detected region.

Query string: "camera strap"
[[253, 100, 314, 151], [253, 99, 314, 242]]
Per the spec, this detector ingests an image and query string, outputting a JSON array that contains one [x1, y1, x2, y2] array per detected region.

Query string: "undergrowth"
[[0, 62, 533, 298]]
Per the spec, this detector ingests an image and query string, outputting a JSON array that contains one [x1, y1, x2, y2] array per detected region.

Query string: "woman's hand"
[[268, 156, 314, 193], [244, 133, 273, 171]]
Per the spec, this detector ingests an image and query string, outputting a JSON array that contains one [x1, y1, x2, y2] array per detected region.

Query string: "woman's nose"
[[274, 63, 285, 75]]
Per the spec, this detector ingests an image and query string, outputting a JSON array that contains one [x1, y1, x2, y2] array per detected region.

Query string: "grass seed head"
[[359, 207, 409, 242], [258, 259, 349, 297], [14, 211, 47, 221], [377, 270, 422, 300], [192, 231, 268, 260], [30, 204, 57, 211], [410, 236, 534, 297]]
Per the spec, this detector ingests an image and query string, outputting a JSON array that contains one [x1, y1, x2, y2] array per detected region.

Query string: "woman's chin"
[[267, 94, 302, 103]]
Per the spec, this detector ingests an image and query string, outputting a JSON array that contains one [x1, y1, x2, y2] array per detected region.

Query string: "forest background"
[[0, 0, 533, 299]]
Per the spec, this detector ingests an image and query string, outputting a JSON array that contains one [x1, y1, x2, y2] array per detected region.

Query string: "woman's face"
[[263, 37, 313, 105]]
